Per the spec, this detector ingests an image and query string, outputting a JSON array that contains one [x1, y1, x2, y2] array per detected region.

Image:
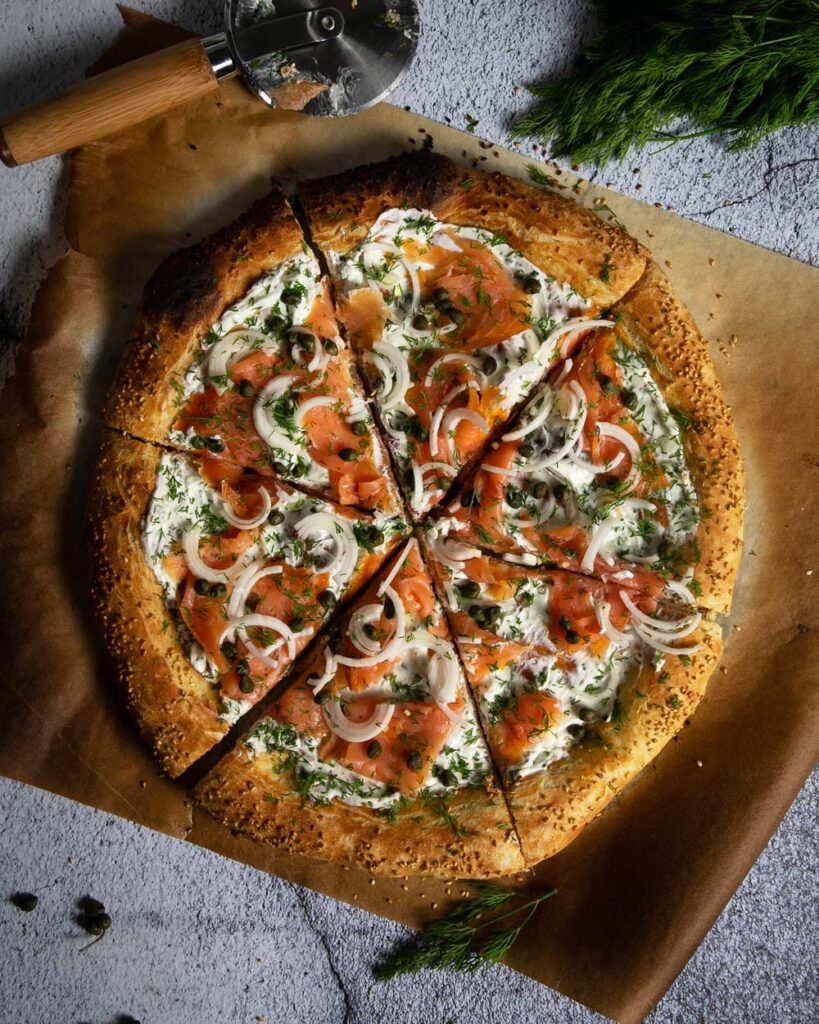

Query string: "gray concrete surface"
[[0, 1, 817, 1021]]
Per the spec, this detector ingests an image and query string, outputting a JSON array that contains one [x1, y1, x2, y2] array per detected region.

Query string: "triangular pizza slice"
[[298, 152, 647, 519], [194, 539, 524, 878], [89, 432, 406, 776], [422, 534, 722, 865], [439, 263, 743, 613], [104, 188, 399, 514]]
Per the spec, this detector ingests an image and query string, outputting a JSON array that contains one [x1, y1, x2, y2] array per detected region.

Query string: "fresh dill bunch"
[[513, 0, 819, 164], [372, 882, 557, 980]]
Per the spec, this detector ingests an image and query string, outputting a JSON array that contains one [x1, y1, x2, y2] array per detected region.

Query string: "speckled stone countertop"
[[1, 3, 817, 1022]]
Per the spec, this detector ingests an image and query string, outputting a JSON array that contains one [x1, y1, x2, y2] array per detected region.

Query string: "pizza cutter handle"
[[0, 38, 221, 167]]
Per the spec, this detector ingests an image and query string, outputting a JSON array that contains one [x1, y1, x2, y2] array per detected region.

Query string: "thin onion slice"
[[295, 395, 336, 427], [323, 698, 395, 743], [619, 590, 701, 635], [377, 539, 416, 596], [543, 317, 615, 359], [220, 488, 272, 530], [596, 601, 632, 646], [335, 586, 407, 668], [227, 562, 283, 620], [424, 352, 485, 388], [502, 391, 554, 441], [231, 613, 298, 660], [295, 512, 358, 583], [182, 526, 251, 584]]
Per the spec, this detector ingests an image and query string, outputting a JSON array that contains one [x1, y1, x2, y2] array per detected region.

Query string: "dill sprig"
[[372, 882, 557, 980], [513, 0, 819, 164]]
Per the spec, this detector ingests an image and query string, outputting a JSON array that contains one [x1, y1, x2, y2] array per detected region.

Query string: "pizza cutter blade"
[[0, 0, 420, 166]]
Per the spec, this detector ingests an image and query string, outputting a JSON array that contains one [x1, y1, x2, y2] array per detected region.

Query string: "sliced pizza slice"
[[422, 540, 722, 865], [89, 432, 406, 777], [104, 187, 398, 513], [299, 152, 647, 518], [194, 539, 524, 878], [438, 268, 743, 612]]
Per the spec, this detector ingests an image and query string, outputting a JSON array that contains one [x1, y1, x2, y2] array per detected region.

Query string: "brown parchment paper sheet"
[[1, 10, 818, 1022]]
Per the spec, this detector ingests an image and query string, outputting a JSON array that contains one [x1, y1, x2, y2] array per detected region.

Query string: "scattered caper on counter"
[[11, 892, 38, 912]]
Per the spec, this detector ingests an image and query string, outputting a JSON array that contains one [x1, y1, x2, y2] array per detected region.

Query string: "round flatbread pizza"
[[90, 151, 744, 877]]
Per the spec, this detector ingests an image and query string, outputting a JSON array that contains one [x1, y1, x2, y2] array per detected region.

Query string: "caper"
[[408, 751, 424, 772], [238, 675, 254, 694], [266, 314, 286, 335], [460, 488, 479, 508], [471, 604, 500, 629], [210, 582, 227, 599], [412, 312, 429, 331], [518, 442, 534, 458], [597, 373, 616, 395], [267, 509, 285, 526], [530, 481, 549, 500], [203, 436, 225, 454], [361, 525, 384, 547], [433, 287, 449, 303], [579, 707, 597, 722], [603, 476, 621, 491], [553, 483, 569, 503], [338, 447, 357, 462], [271, 461, 289, 476], [565, 628, 581, 644], [506, 486, 525, 509], [289, 460, 307, 479], [559, 615, 572, 631], [456, 580, 481, 600], [193, 578, 210, 597], [282, 286, 301, 307], [523, 274, 540, 294], [220, 640, 237, 661], [237, 379, 254, 398], [12, 893, 38, 913], [444, 304, 464, 325], [620, 388, 637, 409], [318, 589, 336, 611], [79, 897, 105, 916], [83, 918, 105, 937], [290, 615, 304, 632], [392, 410, 412, 431], [95, 913, 112, 932], [323, 338, 339, 356], [482, 355, 497, 375], [435, 766, 453, 787], [328, 630, 342, 654], [407, 419, 429, 442], [383, 596, 395, 619], [314, 687, 331, 705], [567, 723, 586, 740], [367, 741, 382, 759], [351, 419, 368, 436], [363, 623, 379, 641]]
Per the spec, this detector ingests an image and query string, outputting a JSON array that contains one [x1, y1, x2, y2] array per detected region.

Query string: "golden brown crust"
[[613, 262, 745, 614], [508, 620, 723, 865], [195, 745, 523, 878], [88, 430, 228, 776], [103, 187, 304, 442], [298, 151, 647, 309]]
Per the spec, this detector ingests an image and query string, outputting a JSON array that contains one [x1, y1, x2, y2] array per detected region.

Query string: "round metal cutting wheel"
[[225, 0, 421, 115]]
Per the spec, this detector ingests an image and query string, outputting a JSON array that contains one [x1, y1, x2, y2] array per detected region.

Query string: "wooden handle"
[[0, 38, 218, 166]]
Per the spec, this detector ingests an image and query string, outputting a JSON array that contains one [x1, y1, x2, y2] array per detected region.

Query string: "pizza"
[[90, 151, 744, 878]]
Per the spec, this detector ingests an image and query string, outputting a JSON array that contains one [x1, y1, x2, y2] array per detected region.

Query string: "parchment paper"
[[1, 10, 817, 1022]]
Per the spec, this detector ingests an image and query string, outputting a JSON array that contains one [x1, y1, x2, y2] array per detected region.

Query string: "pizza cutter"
[[0, 0, 420, 167]]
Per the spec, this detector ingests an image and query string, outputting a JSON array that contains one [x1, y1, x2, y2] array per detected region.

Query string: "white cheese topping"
[[329, 208, 592, 515]]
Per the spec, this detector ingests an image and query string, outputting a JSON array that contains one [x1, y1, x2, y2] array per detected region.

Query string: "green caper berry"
[[83, 918, 105, 936], [13, 893, 38, 912], [351, 419, 368, 436], [328, 630, 342, 654], [271, 461, 288, 476], [338, 447, 357, 462], [204, 436, 224, 453], [433, 287, 449, 303], [559, 615, 572, 631], [435, 767, 453, 787], [482, 355, 497, 375], [237, 379, 254, 398], [579, 707, 597, 722], [567, 723, 586, 740], [289, 461, 307, 479], [392, 410, 411, 430], [412, 312, 429, 331], [267, 314, 286, 335], [282, 287, 301, 307], [620, 388, 637, 409], [314, 687, 331, 705], [290, 616, 304, 632], [383, 596, 395, 619], [460, 488, 479, 508], [598, 374, 616, 395], [267, 509, 285, 525], [565, 629, 581, 644], [210, 582, 227, 599], [363, 623, 379, 641], [193, 578, 210, 597], [323, 338, 339, 355], [553, 483, 569, 503], [239, 676, 254, 694], [408, 751, 424, 772], [79, 896, 105, 916], [318, 589, 337, 611], [530, 481, 549, 499], [523, 274, 540, 294], [367, 741, 382, 759], [456, 580, 481, 600], [603, 476, 621, 490], [407, 419, 429, 442], [363, 526, 384, 547], [518, 442, 534, 457], [95, 912, 112, 932], [221, 640, 237, 660], [446, 305, 464, 325]]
